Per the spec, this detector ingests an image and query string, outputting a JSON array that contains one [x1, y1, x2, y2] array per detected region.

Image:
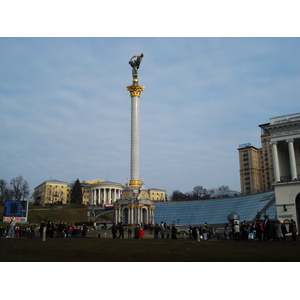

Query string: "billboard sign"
[[2, 200, 29, 222]]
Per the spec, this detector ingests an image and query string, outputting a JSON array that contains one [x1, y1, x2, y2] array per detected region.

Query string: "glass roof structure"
[[153, 191, 276, 226]]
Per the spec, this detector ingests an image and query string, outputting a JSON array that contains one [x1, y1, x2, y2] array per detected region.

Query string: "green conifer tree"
[[71, 179, 82, 204]]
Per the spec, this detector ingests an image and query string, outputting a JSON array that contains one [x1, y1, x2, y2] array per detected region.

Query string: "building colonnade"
[[271, 138, 299, 183], [90, 187, 122, 206]]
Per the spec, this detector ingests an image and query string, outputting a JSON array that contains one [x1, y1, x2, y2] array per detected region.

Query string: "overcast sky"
[[1, 37, 299, 197]]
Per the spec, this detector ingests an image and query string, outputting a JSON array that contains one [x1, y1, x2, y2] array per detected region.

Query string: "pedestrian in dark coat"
[[82, 224, 87, 238], [281, 223, 287, 241], [191, 226, 197, 240], [240, 221, 248, 241], [111, 223, 118, 239], [154, 223, 161, 239], [289, 219, 297, 241], [171, 224, 177, 239], [134, 224, 140, 239], [39, 221, 46, 238], [118, 222, 124, 239], [263, 216, 271, 240]]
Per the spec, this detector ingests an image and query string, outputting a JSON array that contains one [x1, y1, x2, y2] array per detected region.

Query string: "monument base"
[[114, 181, 154, 225]]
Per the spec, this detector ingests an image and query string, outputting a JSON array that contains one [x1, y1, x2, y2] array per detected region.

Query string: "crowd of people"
[[40, 220, 89, 238], [111, 221, 179, 239], [1, 215, 298, 242], [227, 216, 297, 241], [0, 217, 91, 238]]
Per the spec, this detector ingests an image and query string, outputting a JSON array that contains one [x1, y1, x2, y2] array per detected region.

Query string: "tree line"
[[0, 176, 30, 205], [169, 185, 230, 201]]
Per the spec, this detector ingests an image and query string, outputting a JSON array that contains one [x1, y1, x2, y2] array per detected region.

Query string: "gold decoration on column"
[[129, 179, 141, 187], [126, 84, 145, 98]]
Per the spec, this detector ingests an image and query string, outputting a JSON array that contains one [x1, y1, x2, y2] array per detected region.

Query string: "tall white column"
[[108, 188, 112, 204], [91, 189, 94, 205], [132, 207, 135, 225], [126, 83, 144, 187], [131, 96, 140, 183], [271, 141, 280, 182], [287, 139, 298, 180]]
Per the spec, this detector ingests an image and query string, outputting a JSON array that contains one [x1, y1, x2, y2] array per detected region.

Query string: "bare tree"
[[10, 176, 30, 201], [217, 185, 230, 191], [0, 179, 13, 204], [193, 186, 208, 199]]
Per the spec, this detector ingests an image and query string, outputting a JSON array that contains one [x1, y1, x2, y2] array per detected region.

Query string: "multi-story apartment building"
[[238, 130, 274, 195], [238, 144, 263, 195], [34, 179, 69, 205]]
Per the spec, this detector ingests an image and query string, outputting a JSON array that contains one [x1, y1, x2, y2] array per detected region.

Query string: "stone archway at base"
[[123, 208, 129, 224], [142, 208, 148, 224]]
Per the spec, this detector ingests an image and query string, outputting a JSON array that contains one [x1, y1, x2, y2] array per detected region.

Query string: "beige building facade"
[[34, 179, 69, 205], [238, 145, 263, 195], [238, 137, 274, 195]]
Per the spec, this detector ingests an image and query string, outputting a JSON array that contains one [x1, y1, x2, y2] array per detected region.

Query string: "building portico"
[[90, 181, 123, 206]]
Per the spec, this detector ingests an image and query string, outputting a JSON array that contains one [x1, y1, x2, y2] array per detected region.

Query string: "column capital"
[[270, 141, 278, 146], [286, 138, 294, 143], [126, 83, 145, 98]]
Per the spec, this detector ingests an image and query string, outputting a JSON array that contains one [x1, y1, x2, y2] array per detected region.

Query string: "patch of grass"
[[0, 204, 113, 227]]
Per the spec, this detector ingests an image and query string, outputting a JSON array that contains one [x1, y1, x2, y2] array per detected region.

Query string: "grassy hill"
[[0, 204, 113, 226]]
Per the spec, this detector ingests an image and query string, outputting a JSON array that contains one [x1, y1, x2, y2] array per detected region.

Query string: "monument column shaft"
[[131, 96, 140, 182]]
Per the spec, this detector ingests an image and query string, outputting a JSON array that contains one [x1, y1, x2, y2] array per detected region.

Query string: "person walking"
[[39, 221, 46, 238], [138, 226, 144, 239], [281, 222, 287, 241], [233, 221, 240, 240], [134, 224, 140, 239], [263, 216, 271, 240], [82, 224, 88, 238], [154, 223, 161, 239], [191, 226, 198, 240], [128, 227, 133, 239], [171, 224, 177, 239], [289, 219, 297, 241], [202, 224, 207, 240], [111, 223, 118, 239], [160, 223, 166, 239], [118, 222, 124, 239], [275, 220, 283, 241], [6, 215, 16, 238], [240, 221, 248, 241]]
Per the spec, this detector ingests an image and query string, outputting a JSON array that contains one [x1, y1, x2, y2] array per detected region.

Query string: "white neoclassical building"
[[260, 113, 300, 228], [89, 180, 124, 206]]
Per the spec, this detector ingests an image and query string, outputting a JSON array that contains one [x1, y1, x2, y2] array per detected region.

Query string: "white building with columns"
[[89, 180, 123, 206], [260, 113, 300, 229]]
